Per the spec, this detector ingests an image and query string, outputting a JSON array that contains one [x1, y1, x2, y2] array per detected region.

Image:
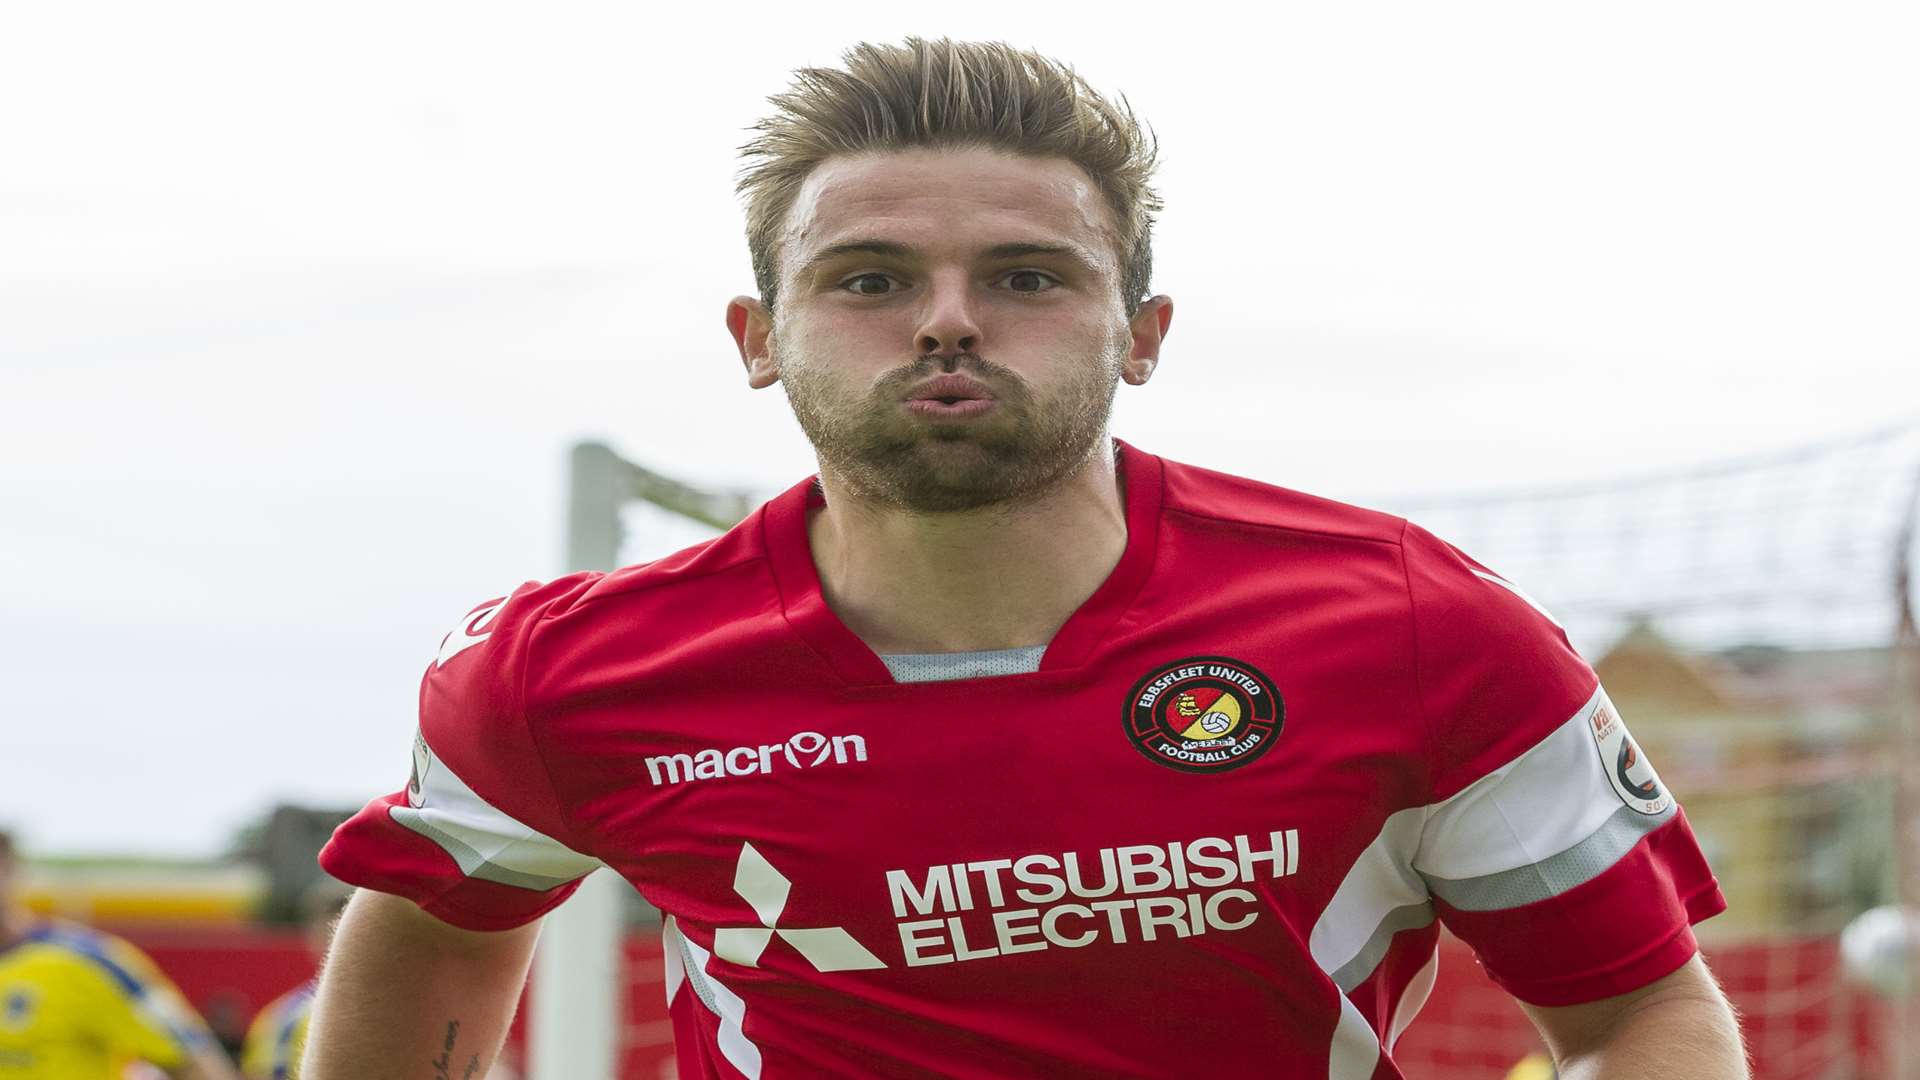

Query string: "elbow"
[[1558, 992, 1750, 1079]]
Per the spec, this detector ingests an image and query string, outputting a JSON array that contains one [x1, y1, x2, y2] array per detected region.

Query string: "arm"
[[302, 889, 542, 1080], [1521, 953, 1749, 1080]]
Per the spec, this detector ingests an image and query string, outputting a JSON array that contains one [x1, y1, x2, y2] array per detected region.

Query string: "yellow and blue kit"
[[0, 921, 214, 1078], [239, 982, 312, 1080]]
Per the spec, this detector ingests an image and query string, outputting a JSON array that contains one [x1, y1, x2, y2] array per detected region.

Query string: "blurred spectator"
[[237, 883, 346, 1080], [0, 827, 242, 1079]]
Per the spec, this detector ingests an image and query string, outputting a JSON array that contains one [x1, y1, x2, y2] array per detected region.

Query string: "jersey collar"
[[761, 439, 1165, 686]]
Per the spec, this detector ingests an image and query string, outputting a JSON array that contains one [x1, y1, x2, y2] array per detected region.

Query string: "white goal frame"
[[529, 441, 753, 1080]]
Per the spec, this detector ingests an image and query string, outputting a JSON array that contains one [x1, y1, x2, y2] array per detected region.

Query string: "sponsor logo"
[[695, 830, 1304, 976], [885, 830, 1300, 967], [711, 843, 886, 972], [1123, 656, 1283, 773], [1589, 697, 1672, 816], [407, 731, 431, 808], [435, 600, 505, 668], [644, 731, 867, 787]]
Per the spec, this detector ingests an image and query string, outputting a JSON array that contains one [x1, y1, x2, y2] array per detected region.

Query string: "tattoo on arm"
[[429, 1020, 461, 1080], [464, 1054, 482, 1080]]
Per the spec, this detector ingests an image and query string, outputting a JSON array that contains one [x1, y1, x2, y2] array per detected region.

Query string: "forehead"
[[782, 147, 1120, 272]]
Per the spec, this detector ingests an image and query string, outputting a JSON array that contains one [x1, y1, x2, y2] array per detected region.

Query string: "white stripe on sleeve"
[[388, 730, 600, 891], [1414, 686, 1676, 909], [1309, 684, 1678, 1068]]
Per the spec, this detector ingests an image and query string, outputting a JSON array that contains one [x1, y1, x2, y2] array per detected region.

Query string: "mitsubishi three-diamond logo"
[[712, 842, 885, 971]]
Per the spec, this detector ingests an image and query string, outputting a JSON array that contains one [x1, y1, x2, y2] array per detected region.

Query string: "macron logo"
[[645, 731, 867, 787]]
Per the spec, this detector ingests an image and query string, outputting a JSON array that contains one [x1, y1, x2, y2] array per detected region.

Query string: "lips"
[[906, 374, 996, 405], [902, 374, 998, 419]]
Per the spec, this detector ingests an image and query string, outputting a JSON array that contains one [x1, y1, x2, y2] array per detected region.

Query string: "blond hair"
[[737, 37, 1162, 316]]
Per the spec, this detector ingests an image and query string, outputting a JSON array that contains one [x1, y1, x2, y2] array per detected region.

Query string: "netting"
[[1382, 422, 1920, 657], [1381, 422, 1920, 1080], [594, 424, 1920, 1078]]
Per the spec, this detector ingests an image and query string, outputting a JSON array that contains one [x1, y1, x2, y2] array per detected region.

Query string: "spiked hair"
[[737, 37, 1162, 316]]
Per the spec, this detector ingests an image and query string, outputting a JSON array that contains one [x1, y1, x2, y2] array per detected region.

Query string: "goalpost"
[[529, 441, 754, 1080]]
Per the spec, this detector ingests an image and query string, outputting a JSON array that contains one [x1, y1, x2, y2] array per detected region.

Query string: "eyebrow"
[[795, 238, 1105, 278]]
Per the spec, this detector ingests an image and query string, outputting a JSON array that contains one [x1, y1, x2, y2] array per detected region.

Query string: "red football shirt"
[[322, 441, 1726, 1078]]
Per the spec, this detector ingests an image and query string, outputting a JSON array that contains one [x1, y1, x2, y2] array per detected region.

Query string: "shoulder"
[[1149, 452, 1545, 642], [437, 506, 772, 678], [538, 517, 774, 651], [1398, 517, 1581, 671], [576, 510, 771, 608], [20, 922, 163, 997], [1149, 452, 1567, 640], [1395, 524, 1599, 800], [1156, 454, 1408, 547], [411, 508, 778, 820], [242, 982, 314, 1068], [428, 509, 770, 695]]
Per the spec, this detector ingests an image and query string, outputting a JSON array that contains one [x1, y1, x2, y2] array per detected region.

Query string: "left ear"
[[1122, 295, 1173, 386]]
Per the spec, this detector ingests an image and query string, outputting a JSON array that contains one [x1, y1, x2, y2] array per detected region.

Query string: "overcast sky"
[[3, 1, 1916, 857]]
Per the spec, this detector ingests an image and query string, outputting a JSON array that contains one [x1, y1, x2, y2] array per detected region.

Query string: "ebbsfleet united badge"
[[1124, 656, 1282, 773]]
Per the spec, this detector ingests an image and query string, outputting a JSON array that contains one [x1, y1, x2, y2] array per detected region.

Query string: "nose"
[[913, 271, 981, 367]]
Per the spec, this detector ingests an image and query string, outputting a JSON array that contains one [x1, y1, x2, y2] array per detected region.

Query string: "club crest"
[[1124, 656, 1283, 774]]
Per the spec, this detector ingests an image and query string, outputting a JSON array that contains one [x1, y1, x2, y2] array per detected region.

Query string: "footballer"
[[0, 829, 242, 1080], [306, 38, 1748, 1079]]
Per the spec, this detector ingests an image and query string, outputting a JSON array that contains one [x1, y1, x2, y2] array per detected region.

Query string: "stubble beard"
[[779, 336, 1126, 515]]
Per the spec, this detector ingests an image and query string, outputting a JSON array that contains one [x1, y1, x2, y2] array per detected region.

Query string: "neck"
[[808, 442, 1129, 655], [0, 906, 24, 949]]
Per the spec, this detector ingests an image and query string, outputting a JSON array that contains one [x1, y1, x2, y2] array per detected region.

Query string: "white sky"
[[3, 1, 1915, 856]]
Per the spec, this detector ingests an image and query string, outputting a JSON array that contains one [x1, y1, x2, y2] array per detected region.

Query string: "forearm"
[[302, 890, 540, 1080], [1556, 992, 1748, 1080]]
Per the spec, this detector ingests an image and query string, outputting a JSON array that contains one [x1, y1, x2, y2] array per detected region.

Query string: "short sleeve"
[[320, 575, 604, 931], [1401, 522, 1728, 1006]]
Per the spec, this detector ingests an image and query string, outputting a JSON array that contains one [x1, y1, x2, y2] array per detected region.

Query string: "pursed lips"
[[904, 374, 998, 418]]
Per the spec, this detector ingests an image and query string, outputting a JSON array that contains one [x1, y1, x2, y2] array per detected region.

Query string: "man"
[[0, 829, 241, 1080], [308, 37, 1749, 1079]]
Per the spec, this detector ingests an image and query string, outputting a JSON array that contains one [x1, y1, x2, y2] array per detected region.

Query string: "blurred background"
[[3, 1, 1916, 1077]]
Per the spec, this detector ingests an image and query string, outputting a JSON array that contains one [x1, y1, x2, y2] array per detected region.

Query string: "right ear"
[[726, 296, 779, 389]]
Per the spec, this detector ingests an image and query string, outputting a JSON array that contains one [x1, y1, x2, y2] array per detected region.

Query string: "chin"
[[896, 450, 1070, 513]]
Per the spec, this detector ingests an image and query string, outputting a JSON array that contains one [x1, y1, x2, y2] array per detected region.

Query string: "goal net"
[[1379, 422, 1920, 1080]]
